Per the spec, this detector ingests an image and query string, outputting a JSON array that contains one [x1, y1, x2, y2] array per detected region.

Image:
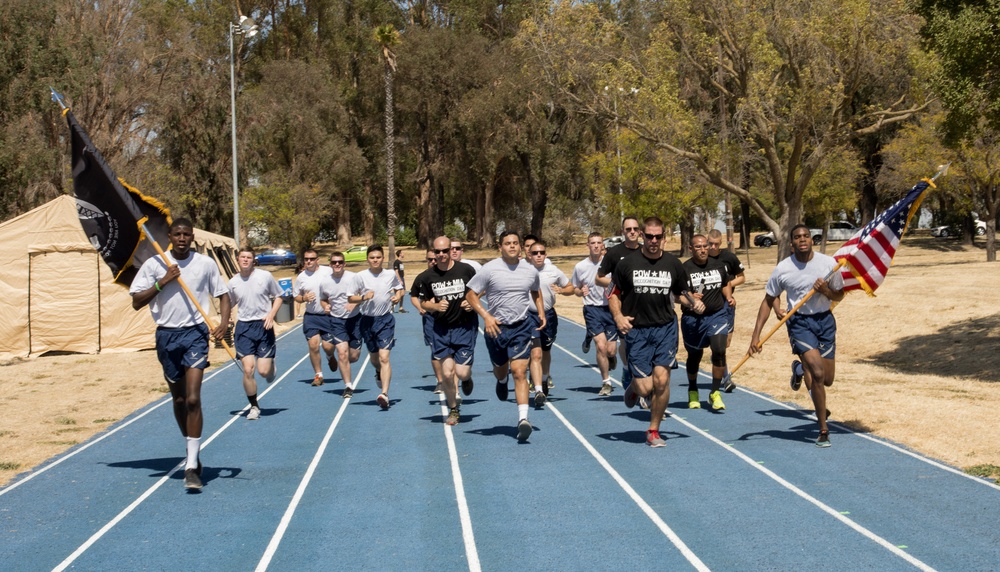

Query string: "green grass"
[[54, 417, 76, 425], [0, 430, 15, 438], [92, 418, 117, 424], [40, 440, 79, 446], [965, 464, 1000, 482], [0, 461, 21, 471]]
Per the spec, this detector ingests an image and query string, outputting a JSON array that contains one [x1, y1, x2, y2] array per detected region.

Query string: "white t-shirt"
[[571, 256, 607, 307], [228, 268, 283, 322], [765, 252, 845, 315], [458, 258, 482, 272], [356, 268, 404, 317], [294, 267, 332, 315], [130, 251, 228, 328], [468, 258, 542, 324], [319, 270, 363, 319], [529, 263, 569, 312]]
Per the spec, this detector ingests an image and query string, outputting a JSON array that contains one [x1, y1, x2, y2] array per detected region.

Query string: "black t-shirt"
[[711, 250, 744, 287], [415, 261, 478, 326], [611, 250, 689, 327], [682, 257, 730, 316], [598, 242, 640, 278], [393, 259, 404, 280]]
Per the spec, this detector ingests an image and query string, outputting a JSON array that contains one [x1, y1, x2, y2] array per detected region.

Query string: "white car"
[[825, 221, 859, 242], [754, 228, 823, 247], [931, 220, 986, 238]]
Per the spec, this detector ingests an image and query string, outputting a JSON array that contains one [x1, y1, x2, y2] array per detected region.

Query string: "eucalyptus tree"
[[920, 0, 1000, 260], [520, 0, 929, 257]]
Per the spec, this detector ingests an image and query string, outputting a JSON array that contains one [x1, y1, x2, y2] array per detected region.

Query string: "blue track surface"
[[3, 312, 998, 571]]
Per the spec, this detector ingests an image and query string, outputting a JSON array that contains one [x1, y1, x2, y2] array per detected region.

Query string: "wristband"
[[154, 281, 162, 292]]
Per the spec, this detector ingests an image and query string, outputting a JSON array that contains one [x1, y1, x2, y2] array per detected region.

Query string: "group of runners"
[[131, 215, 844, 490]]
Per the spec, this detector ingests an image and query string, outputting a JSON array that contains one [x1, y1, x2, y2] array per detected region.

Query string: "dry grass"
[[1, 232, 997, 486]]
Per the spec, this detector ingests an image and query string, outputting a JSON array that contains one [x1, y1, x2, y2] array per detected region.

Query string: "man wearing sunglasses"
[[596, 216, 642, 393], [318, 252, 364, 398], [610, 217, 700, 448], [293, 248, 335, 387], [466, 231, 545, 442], [410, 249, 446, 395], [450, 239, 482, 272], [525, 238, 575, 406], [415, 236, 480, 425]]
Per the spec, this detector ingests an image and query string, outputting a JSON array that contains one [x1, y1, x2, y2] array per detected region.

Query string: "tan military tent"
[[0, 195, 238, 359]]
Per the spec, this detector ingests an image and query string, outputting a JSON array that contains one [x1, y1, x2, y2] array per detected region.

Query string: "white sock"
[[518, 404, 529, 421], [603, 378, 612, 384], [185, 437, 200, 470], [534, 383, 544, 392]]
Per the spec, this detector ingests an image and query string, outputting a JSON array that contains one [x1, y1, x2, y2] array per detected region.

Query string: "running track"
[[2, 312, 998, 571]]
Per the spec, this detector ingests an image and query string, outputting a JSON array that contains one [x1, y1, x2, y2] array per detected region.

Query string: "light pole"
[[229, 16, 258, 248], [605, 86, 638, 222]]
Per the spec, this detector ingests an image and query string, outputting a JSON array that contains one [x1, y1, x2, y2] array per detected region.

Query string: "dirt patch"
[[2, 233, 998, 485]]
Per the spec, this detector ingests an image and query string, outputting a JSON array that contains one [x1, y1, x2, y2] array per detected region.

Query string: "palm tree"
[[374, 24, 400, 264]]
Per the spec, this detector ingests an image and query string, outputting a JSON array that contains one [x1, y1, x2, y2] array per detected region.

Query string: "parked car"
[[754, 228, 823, 247], [825, 221, 859, 242], [603, 235, 625, 249], [342, 245, 370, 262], [930, 219, 986, 238], [254, 248, 297, 266]]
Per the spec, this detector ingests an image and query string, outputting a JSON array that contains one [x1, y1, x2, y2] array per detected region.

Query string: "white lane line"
[[54, 351, 310, 572], [741, 389, 1000, 492], [668, 414, 937, 571], [550, 339, 937, 571], [544, 400, 709, 571], [437, 395, 482, 572], [561, 317, 1000, 490], [1, 326, 303, 497], [255, 354, 371, 572]]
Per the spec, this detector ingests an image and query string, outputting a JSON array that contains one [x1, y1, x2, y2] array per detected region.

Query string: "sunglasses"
[[530, 250, 546, 255], [426, 258, 436, 262], [304, 257, 318, 261], [451, 246, 464, 251], [643, 233, 664, 241], [330, 260, 345, 265], [432, 248, 450, 254], [624, 227, 640, 232]]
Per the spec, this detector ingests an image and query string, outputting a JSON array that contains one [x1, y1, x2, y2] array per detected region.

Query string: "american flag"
[[834, 179, 933, 296]]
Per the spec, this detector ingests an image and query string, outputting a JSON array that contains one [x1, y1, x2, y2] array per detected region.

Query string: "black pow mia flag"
[[67, 109, 171, 287]]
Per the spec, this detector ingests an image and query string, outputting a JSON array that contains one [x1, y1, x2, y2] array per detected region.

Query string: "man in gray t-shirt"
[[466, 231, 544, 442], [749, 224, 845, 448]]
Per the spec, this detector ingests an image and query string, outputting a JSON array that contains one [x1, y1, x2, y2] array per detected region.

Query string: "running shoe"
[[622, 368, 633, 390], [582, 337, 591, 354], [721, 373, 736, 393], [495, 378, 509, 401], [433, 382, 443, 394], [623, 383, 639, 409], [688, 390, 701, 409], [516, 418, 533, 441], [638, 397, 650, 410], [546, 375, 554, 389], [816, 430, 831, 448], [646, 429, 666, 448], [608, 355, 617, 371], [446, 408, 460, 426], [377, 393, 389, 410], [398, 308, 408, 313], [312, 372, 324, 387], [247, 406, 261, 420], [598, 382, 613, 396], [790, 360, 804, 391], [343, 386, 353, 399], [462, 377, 474, 396], [184, 468, 203, 490], [327, 353, 337, 374], [534, 390, 546, 408], [708, 390, 725, 411]]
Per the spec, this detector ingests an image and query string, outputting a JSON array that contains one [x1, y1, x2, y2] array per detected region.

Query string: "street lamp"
[[229, 15, 258, 248], [604, 86, 639, 222]]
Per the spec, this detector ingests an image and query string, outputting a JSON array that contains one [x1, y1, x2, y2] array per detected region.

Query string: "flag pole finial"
[[932, 163, 951, 182], [50, 87, 68, 111]]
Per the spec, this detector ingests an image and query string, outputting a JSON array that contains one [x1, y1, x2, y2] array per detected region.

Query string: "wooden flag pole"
[[141, 223, 239, 364], [730, 258, 846, 376]]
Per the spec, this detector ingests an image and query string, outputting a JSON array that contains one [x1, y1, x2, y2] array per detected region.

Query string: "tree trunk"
[[337, 186, 352, 247], [362, 179, 375, 244], [384, 64, 396, 265], [520, 151, 547, 238], [416, 166, 433, 248]]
